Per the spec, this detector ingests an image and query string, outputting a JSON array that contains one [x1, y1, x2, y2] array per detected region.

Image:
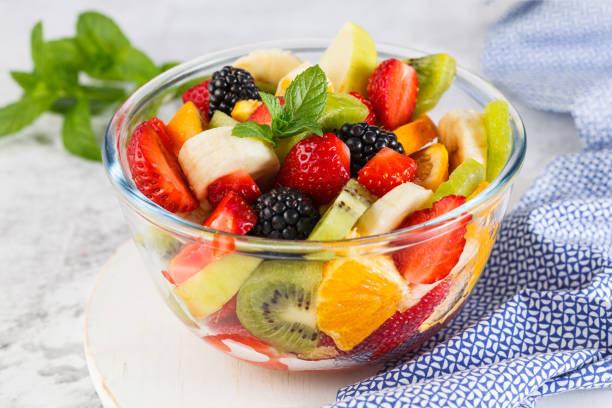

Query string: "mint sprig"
[[0, 11, 175, 160], [232, 65, 328, 146]]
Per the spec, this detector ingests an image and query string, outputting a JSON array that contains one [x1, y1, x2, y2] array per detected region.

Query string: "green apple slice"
[[319, 22, 377, 96], [174, 253, 262, 320]]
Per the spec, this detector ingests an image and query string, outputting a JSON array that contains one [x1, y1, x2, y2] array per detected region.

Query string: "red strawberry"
[[357, 147, 417, 197], [367, 59, 418, 130], [393, 195, 469, 284], [349, 92, 377, 125], [276, 133, 350, 205], [127, 121, 199, 213], [203, 191, 257, 235], [163, 243, 215, 284], [207, 170, 262, 207], [247, 96, 284, 125], [182, 79, 211, 121], [362, 276, 451, 360], [203, 333, 288, 370], [146, 116, 173, 153]]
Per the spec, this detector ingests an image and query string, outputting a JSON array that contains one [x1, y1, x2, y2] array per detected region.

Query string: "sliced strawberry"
[[349, 92, 377, 125], [247, 96, 284, 125], [357, 147, 417, 197], [127, 121, 199, 213], [276, 133, 350, 205], [207, 170, 262, 207], [146, 117, 173, 153], [203, 192, 257, 235], [163, 243, 215, 285], [182, 78, 211, 121], [393, 195, 470, 284], [362, 276, 451, 360], [367, 59, 418, 130], [203, 333, 288, 370]]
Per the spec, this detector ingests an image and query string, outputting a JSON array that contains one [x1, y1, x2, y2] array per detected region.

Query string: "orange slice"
[[411, 143, 449, 191], [167, 101, 204, 156], [316, 255, 406, 351], [393, 114, 439, 155]]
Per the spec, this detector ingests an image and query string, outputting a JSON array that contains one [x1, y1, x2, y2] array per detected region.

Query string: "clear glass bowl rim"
[[103, 38, 526, 253]]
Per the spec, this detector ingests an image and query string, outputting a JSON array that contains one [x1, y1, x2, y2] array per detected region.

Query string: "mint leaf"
[[62, 98, 101, 161], [232, 121, 277, 146], [31, 23, 79, 90], [110, 47, 160, 85], [76, 11, 131, 79], [283, 65, 328, 124], [10, 71, 40, 91], [260, 92, 282, 119], [277, 120, 323, 138], [0, 86, 56, 136]]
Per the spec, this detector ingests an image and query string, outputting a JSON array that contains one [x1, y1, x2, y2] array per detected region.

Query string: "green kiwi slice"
[[403, 53, 456, 117], [308, 179, 375, 241], [236, 261, 323, 354]]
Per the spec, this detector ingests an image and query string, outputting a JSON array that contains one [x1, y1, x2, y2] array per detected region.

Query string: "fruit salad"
[[126, 22, 514, 370]]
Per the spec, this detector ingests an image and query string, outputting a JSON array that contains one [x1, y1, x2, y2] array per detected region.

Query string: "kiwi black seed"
[[236, 260, 323, 354]]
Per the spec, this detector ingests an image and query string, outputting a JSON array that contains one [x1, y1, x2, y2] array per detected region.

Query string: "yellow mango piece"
[[166, 101, 203, 156], [231, 99, 263, 122]]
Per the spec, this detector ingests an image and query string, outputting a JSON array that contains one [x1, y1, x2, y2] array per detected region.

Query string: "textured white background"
[[0, 0, 594, 407]]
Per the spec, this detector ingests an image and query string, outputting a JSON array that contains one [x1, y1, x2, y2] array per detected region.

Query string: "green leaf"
[[160, 61, 180, 72], [277, 120, 322, 138], [283, 65, 328, 124], [0, 86, 56, 136], [62, 98, 101, 161], [109, 47, 160, 85], [10, 71, 41, 92], [76, 11, 130, 57], [260, 92, 282, 119], [30, 23, 79, 89], [232, 121, 277, 146]]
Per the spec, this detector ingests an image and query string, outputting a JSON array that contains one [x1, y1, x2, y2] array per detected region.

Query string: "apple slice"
[[233, 49, 303, 87], [319, 22, 377, 96]]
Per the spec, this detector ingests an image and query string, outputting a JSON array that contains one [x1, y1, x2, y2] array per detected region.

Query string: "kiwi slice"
[[236, 261, 323, 354], [308, 179, 376, 241], [319, 92, 369, 131], [209, 110, 239, 128], [403, 53, 456, 117]]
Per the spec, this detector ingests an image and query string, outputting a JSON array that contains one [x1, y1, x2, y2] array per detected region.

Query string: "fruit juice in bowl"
[[103, 22, 525, 371]]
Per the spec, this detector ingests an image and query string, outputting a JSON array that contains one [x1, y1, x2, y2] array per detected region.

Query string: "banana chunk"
[[356, 182, 433, 236], [178, 127, 279, 205], [438, 109, 487, 172], [233, 49, 303, 86]]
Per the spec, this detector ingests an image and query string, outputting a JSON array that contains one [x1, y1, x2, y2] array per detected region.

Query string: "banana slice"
[[178, 127, 280, 205], [356, 182, 433, 236], [276, 62, 334, 96], [233, 49, 303, 86], [438, 109, 487, 172]]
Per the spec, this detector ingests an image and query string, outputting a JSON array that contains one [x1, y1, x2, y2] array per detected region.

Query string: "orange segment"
[[167, 101, 204, 156], [231, 99, 263, 122], [467, 181, 490, 201], [393, 114, 439, 155], [316, 255, 406, 351], [411, 143, 449, 191]]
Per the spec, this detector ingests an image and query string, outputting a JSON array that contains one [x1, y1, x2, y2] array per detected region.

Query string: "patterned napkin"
[[329, 2, 612, 407]]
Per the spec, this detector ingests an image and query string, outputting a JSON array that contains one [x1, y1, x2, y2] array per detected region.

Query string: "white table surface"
[[0, 0, 604, 407]]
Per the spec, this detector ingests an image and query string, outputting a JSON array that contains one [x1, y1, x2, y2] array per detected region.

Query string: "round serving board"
[[85, 241, 611, 408]]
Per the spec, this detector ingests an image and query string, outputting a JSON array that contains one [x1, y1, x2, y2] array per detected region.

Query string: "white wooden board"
[[84, 241, 611, 407]]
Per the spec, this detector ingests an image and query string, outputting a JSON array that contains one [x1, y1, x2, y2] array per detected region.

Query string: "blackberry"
[[207, 66, 260, 117], [337, 122, 404, 176], [250, 187, 320, 240]]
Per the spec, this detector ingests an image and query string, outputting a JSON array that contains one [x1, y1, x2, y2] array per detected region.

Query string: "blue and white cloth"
[[329, 2, 612, 407]]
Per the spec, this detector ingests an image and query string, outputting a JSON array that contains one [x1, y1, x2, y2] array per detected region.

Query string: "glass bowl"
[[103, 39, 526, 371]]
